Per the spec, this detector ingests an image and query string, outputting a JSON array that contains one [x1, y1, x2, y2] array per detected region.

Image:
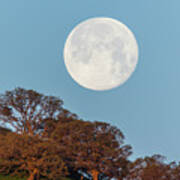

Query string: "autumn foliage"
[[0, 88, 179, 180]]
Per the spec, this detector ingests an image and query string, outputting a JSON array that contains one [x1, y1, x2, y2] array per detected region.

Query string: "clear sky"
[[0, 0, 179, 162]]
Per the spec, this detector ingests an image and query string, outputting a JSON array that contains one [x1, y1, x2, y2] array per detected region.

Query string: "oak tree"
[[126, 155, 172, 180], [0, 87, 63, 136], [0, 132, 67, 180], [52, 119, 132, 180]]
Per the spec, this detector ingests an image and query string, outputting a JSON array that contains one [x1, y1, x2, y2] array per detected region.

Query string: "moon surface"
[[64, 17, 139, 91]]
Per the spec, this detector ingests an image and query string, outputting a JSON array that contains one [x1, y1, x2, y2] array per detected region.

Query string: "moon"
[[63, 17, 139, 91]]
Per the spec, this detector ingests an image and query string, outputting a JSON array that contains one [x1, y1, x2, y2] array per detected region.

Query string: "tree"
[[168, 162, 180, 180], [51, 119, 132, 180], [0, 87, 63, 136], [0, 87, 132, 179], [126, 155, 172, 180], [0, 132, 68, 180], [0, 88, 80, 180], [0, 126, 11, 135]]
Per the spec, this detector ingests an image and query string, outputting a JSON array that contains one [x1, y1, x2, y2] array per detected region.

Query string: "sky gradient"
[[0, 0, 180, 162]]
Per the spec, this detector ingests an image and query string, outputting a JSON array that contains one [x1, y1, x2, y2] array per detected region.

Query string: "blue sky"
[[0, 0, 179, 162]]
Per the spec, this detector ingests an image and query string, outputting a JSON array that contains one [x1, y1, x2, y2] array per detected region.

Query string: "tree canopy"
[[0, 133, 67, 180], [0, 88, 63, 136], [51, 120, 132, 179], [0, 87, 180, 180]]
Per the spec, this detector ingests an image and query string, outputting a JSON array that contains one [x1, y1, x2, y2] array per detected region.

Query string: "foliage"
[[51, 119, 132, 179], [0, 175, 27, 180], [1, 88, 180, 180], [0, 133, 68, 180], [0, 175, 72, 180], [125, 155, 180, 180], [0, 126, 11, 135], [0, 87, 63, 136]]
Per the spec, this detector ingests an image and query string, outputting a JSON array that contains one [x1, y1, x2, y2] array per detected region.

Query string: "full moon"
[[64, 17, 139, 91]]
